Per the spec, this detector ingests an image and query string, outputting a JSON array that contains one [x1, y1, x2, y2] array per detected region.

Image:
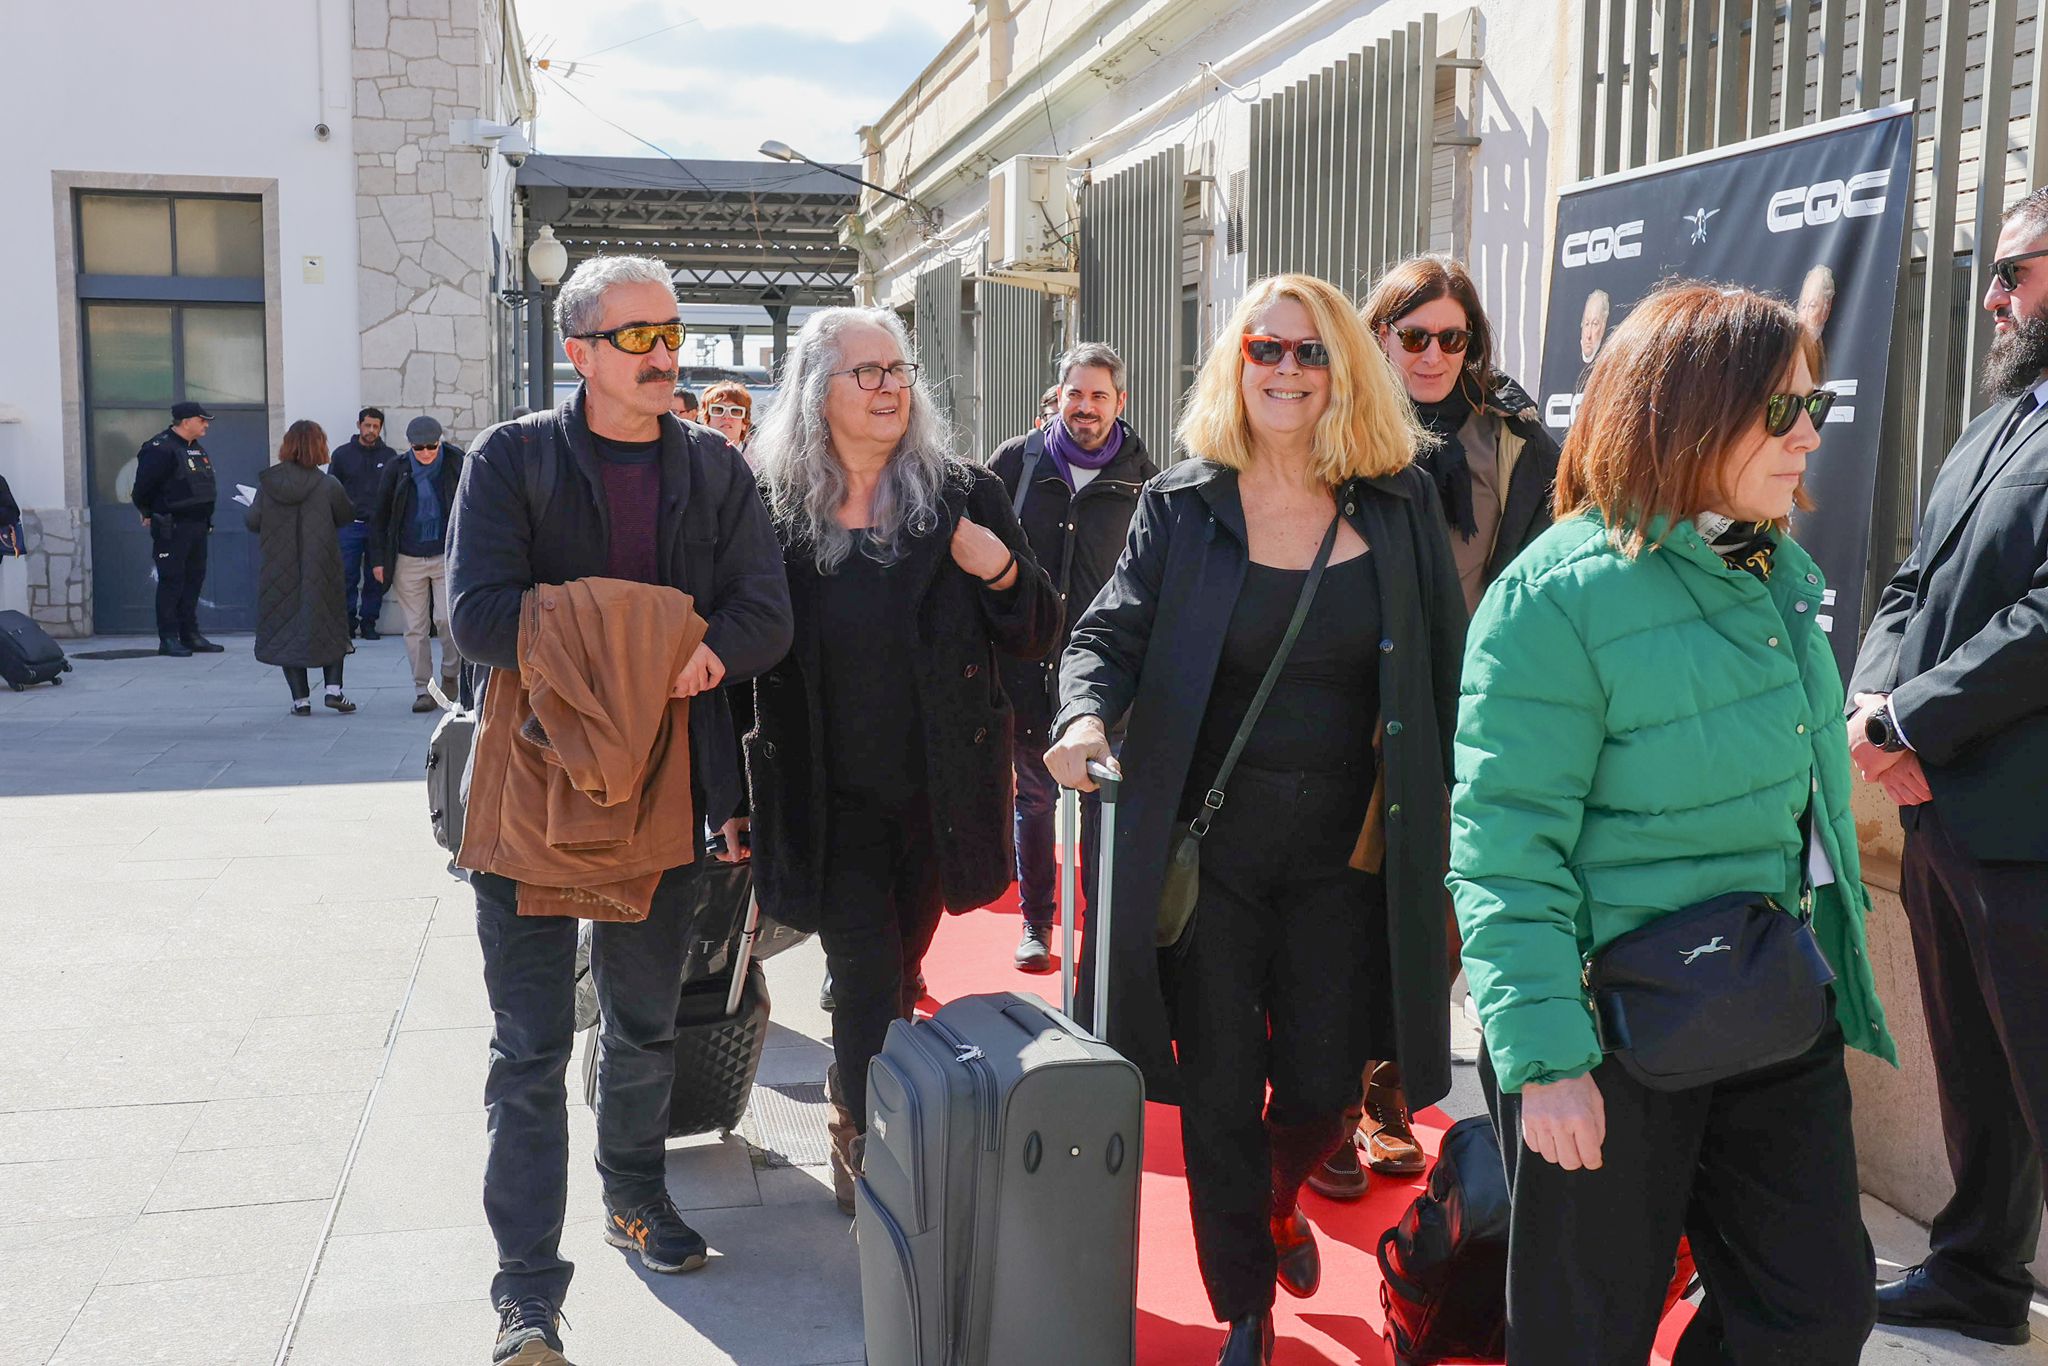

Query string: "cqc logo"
[[1561, 220, 1643, 268], [1767, 169, 1891, 233]]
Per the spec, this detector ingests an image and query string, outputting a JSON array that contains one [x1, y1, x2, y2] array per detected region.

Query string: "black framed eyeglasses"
[[830, 362, 921, 390], [1388, 325, 1473, 355], [1992, 248, 2048, 292], [1764, 389, 1836, 437], [570, 322, 685, 355]]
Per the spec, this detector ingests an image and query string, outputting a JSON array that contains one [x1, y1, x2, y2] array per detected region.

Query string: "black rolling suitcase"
[[1378, 1114, 1510, 1366], [857, 760, 1142, 1366], [0, 610, 69, 691]]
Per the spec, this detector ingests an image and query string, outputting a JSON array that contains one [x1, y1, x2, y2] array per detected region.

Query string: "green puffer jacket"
[[1448, 511, 1895, 1093]]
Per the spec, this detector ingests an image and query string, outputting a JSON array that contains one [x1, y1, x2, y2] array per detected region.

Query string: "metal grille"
[[1577, 0, 2048, 619], [913, 257, 970, 444], [1080, 146, 1186, 458], [976, 280, 1055, 459], [1244, 16, 1446, 294], [734, 1081, 831, 1169]]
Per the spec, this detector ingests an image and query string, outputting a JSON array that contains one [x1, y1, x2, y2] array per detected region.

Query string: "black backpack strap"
[[520, 419, 558, 534], [1011, 428, 1046, 519]]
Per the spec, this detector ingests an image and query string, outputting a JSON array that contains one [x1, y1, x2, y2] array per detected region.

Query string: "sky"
[[511, 0, 959, 166]]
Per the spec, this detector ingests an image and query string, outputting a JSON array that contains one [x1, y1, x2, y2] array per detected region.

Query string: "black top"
[[592, 434, 661, 585], [329, 436, 398, 521], [1187, 551, 1380, 796], [817, 536, 926, 809]]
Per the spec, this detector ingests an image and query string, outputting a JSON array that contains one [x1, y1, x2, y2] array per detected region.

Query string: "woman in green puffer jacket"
[[1449, 283, 1894, 1365]]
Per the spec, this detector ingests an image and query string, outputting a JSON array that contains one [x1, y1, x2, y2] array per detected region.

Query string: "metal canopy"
[[517, 154, 861, 307]]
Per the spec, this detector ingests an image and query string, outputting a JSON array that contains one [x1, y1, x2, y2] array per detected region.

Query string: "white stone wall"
[[351, 0, 502, 442], [18, 509, 90, 637]]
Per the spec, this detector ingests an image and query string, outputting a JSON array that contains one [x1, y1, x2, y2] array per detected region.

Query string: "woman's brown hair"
[[1554, 282, 1822, 556], [1361, 253, 1498, 395], [279, 420, 330, 469]]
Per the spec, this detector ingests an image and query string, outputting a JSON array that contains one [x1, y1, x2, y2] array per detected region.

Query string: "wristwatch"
[[1864, 702, 1908, 753]]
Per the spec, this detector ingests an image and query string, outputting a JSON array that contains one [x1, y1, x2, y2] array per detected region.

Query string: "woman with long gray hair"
[[746, 306, 1060, 1212]]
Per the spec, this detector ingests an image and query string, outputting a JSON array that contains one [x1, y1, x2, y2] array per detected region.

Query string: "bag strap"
[[1011, 428, 1046, 519], [1189, 512, 1343, 836]]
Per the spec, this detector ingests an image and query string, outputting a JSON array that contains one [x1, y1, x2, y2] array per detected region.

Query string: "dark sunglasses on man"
[[1764, 388, 1836, 437], [572, 322, 685, 355], [1992, 248, 2048, 292], [1240, 335, 1332, 368], [1386, 325, 1473, 356]]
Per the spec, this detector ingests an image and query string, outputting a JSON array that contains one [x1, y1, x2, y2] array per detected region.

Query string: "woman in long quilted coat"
[[246, 419, 357, 714]]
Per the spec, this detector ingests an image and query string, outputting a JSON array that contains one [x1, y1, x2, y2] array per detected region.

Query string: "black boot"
[[158, 637, 193, 658], [1215, 1311, 1273, 1365], [360, 619, 382, 641]]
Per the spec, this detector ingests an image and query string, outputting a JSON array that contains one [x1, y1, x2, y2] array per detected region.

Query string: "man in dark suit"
[[1849, 188, 2048, 1346]]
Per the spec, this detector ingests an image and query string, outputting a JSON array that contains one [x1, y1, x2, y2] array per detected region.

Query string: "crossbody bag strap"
[[1189, 512, 1343, 836], [1011, 428, 1046, 519]]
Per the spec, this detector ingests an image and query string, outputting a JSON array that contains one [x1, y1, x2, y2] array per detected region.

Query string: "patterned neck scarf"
[[1696, 512, 1776, 581]]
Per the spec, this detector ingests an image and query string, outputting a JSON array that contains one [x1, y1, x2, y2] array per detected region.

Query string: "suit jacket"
[[1849, 389, 2048, 860]]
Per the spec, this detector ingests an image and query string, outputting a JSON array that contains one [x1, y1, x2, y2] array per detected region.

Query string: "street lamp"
[[758, 139, 941, 233], [523, 223, 571, 412], [527, 223, 568, 288]]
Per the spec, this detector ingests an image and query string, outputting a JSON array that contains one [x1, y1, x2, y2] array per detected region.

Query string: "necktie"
[[1997, 391, 2041, 454]]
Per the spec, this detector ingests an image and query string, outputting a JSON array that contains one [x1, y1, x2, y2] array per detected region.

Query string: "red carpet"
[[915, 887, 1695, 1365]]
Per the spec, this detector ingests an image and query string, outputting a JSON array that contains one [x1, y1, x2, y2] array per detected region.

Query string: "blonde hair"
[[1177, 273, 1423, 483]]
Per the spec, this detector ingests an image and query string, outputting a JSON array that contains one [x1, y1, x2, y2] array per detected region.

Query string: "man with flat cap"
[[369, 415, 464, 711], [132, 400, 224, 657]]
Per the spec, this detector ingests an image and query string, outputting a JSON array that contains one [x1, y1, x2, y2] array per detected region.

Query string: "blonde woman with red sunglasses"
[[1046, 272, 1464, 1365]]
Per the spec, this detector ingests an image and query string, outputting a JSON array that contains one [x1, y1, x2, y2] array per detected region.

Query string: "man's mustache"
[[637, 366, 679, 384]]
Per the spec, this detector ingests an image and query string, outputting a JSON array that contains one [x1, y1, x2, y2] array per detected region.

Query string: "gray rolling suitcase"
[[857, 761, 1141, 1365]]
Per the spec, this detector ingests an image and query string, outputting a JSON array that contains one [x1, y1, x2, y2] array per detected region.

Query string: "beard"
[[1983, 312, 2048, 400]]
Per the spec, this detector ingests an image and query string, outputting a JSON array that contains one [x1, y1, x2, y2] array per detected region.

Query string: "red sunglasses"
[[1241, 335, 1332, 368]]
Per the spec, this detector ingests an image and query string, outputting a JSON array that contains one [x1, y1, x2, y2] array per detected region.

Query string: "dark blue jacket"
[[447, 388, 793, 832], [367, 444, 464, 578], [329, 436, 399, 521]]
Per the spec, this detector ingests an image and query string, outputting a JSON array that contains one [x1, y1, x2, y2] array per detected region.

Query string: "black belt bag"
[[1584, 889, 1836, 1092]]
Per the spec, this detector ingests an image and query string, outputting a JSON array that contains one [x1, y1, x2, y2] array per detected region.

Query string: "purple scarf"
[[1043, 416, 1124, 487]]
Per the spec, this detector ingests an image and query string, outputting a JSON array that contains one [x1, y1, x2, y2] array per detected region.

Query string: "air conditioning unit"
[[988, 155, 1072, 272]]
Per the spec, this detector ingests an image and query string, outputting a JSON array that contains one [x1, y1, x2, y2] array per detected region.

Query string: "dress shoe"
[[1215, 1311, 1274, 1366], [1362, 1061, 1426, 1175], [182, 634, 225, 653], [158, 637, 193, 658], [1271, 1208, 1321, 1298], [1306, 1134, 1370, 1201], [1013, 924, 1054, 973], [1876, 1265, 2031, 1345], [360, 621, 382, 641]]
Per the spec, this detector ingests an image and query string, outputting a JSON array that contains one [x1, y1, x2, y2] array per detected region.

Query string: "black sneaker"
[[182, 634, 225, 653], [158, 637, 193, 658], [324, 693, 357, 714], [1014, 924, 1054, 973], [603, 1195, 708, 1274], [360, 621, 382, 641], [492, 1296, 571, 1365]]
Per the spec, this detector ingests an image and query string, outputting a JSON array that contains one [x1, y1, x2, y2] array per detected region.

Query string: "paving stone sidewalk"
[[0, 637, 2037, 1365]]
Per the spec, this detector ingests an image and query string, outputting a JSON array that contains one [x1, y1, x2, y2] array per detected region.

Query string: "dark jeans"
[[338, 519, 383, 624], [474, 866, 697, 1306], [1166, 763, 1381, 1321], [151, 517, 208, 639], [1482, 1024, 1874, 1365], [282, 661, 343, 700], [818, 791, 945, 1130], [1012, 730, 1101, 933], [1900, 801, 2048, 1320]]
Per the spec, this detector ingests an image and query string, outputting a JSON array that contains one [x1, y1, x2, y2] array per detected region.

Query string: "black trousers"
[[1167, 764, 1382, 1322], [282, 662, 344, 700], [817, 791, 945, 1130], [1483, 1025, 1875, 1365], [1899, 801, 2048, 1319], [152, 517, 208, 639]]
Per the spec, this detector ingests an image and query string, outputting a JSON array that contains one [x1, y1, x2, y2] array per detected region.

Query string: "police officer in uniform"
[[132, 400, 225, 657]]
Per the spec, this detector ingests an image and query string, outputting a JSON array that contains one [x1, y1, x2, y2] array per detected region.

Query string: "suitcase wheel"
[[1382, 1326, 1416, 1366], [6, 681, 21, 693], [49, 675, 62, 686], [62, 661, 73, 672]]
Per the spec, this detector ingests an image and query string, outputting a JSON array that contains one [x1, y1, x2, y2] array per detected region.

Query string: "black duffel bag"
[[1379, 1115, 1510, 1366]]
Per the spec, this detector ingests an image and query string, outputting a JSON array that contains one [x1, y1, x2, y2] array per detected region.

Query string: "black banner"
[[1538, 106, 1914, 674]]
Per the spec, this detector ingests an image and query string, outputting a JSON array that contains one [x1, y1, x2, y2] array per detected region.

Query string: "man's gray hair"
[[553, 254, 677, 340], [752, 307, 961, 574], [1056, 341, 1127, 394]]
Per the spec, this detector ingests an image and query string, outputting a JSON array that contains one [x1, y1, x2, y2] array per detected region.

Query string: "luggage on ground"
[[0, 610, 68, 691], [857, 760, 1142, 1365], [1378, 1114, 1510, 1366], [424, 667, 475, 851]]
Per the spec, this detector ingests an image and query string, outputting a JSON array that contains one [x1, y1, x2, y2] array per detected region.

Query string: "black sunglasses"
[[1992, 248, 2048, 292], [1388, 325, 1472, 355], [1764, 389, 1836, 437], [571, 322, 685, 355]]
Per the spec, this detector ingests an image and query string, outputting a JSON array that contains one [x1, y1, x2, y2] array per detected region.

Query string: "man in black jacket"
[[369, 416, 464, 712], [989, 343, 1158, 972], [330, 406, 397, 638], [130, 400, 225, 656], [448, 254, 791, 1366], [1849, 188, 2048, 1348]]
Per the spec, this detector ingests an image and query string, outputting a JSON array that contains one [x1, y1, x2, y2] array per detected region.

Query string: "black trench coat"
[[245, 462, 355, 668], [1053, 459, 1467, 1108], [747, 463, 1062, 933]]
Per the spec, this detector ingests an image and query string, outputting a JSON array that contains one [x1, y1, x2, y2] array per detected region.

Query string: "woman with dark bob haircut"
[[246, 419, 357, 714], [1450, 282, 1894, 1362]]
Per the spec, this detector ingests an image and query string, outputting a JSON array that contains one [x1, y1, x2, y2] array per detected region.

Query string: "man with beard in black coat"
[[988, 343, 1158, 972], [329, 406, 398, 638]]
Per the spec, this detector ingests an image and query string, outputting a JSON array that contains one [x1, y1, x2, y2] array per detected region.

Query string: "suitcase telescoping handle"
[[1057, 758, 1121, 1032], [724, 890, 762, 1018]]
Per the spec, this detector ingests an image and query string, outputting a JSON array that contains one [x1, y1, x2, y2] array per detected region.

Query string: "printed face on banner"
[[1537, 110, 1915, 676]]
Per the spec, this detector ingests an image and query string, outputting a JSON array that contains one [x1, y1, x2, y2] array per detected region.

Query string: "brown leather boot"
[[825, 1063, 863, 1216], [1270, 1208, 1321, 1299], [1361, 1061, 1425, 1175]]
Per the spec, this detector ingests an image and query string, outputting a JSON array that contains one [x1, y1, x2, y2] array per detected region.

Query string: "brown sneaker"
[[1305, 1133, 1371, 1201], [1362, 1061, 1425, 1175]]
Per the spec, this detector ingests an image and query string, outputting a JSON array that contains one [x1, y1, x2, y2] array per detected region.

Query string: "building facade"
[[0, 0, 532, 637]]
